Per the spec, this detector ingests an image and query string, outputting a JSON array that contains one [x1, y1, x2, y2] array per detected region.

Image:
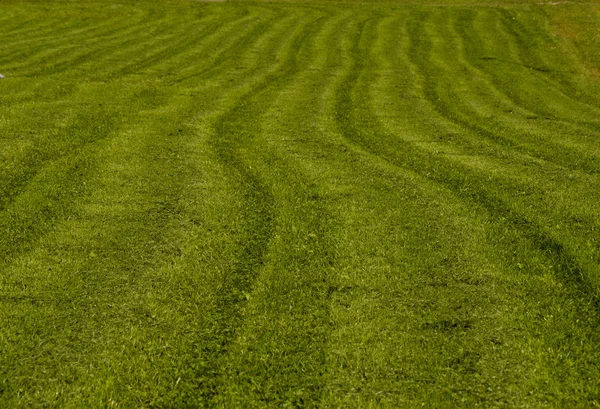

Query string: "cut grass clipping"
[[1, 0, 600, 407]]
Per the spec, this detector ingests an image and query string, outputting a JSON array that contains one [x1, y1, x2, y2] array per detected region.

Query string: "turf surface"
[[1, 0, 600, 407]]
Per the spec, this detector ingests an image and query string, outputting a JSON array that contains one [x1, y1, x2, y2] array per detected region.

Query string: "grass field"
[[2, 0, 600, 407]]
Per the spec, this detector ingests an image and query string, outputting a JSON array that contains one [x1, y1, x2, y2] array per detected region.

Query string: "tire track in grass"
[[403, 9, 600, 179], [355, 7, 600, 320], [6, 2, 268, 403], [0, 14, 46, 36], [1, 5, 320, 405], [402, 11, 527, 150], [414, 11, 600, 401], [453, 10, 597, 135], [138, 4, 278, 82], [0, 6, 184, 188], [212, 8, 353, 407], [0, 16, 69, 45], [404, 11, 566, 164], [187, 9, 335, 405], [0, 3, 287, 272], [0, 4, 139, 41], [499, 8, 600, 120], [107, 4, 253, 78], [0, 6, 157, 73], [0, 0, 239, 187], [98, 7, 322, 406], [154, 6, 265, 80], [99, 4, 244, 78], [7, 4, 219, 78], [256, 10, 493, 405], [173, 5, 280, 85], [0, 98, 203, 408], [0, 5, 249, 107], [0, 6, 262, 227], [330, 11, 491, 405], [432, 7, 600, 299], [0, 100, 151, 405], [450, 9, 600, 170], [401, 8, 600, 300], [0, 73, 178, 216], [147, 10, 330, 406], [0, 13, 124, 62], [0, 8, 300, 406], [497, 9, 600, 138], [0, 92, 143, 219], [398, 6, 600, 245], [0, 2, 143, 42], [19, 12, 186, 77], [430, 8, 600, 182], [13, 0, 309, 400], [333, 7, 600, 403], [546, 3, 600, 88], [0, 90, 134, 266], [308, 11, 520, 406], [0, 98, 123, 203], [436, 9, 568, 149], [2, 2, 598, 406]]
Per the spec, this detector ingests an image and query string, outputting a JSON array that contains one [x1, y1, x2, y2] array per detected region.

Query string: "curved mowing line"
[[0, 8, 152, 69], [0, 148, 99, 268], [210, 10, 347, 407], [451, 9, 600, 173], [537, 4, 600, 106], [103, 7, 245, 77], [0, 109, 131, 265], [454, 9, 556, 117], [439, 9, 600, 169], [497, 9, 600, 126], [405, 10, 600, 176], [93, 8, 252, 81], [144, 9, 332, 406], [447, 9, 600, 175], [173, 6, 280, 85], [452, 10, 575, 123], [4, 5, 202, 77], [0, 104, 123, 205], [0, 98, 226, 408], [0, 16, 121, 53], [1, 4, 144, 42], [485, 9, 600, 129], [0, 15, 68, 39], [334, 12, 390, 154], [197, 7, 295, 85], [0, 7, 283, 226], [0, 96, 129, 203], [15, 14, 187, 77], [333, 8, 600, 323], [0, 9, 318, 405], [191, 9, 330, 404], [404, 12, 519, 150], [154, 7, 264, 80], [2, 24, 158, 77], [0, 9, 223, 207], [105, 5, 275, 83]]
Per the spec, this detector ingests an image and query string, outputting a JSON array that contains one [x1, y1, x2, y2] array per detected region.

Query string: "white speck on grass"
[[0, 74, 4, 79]]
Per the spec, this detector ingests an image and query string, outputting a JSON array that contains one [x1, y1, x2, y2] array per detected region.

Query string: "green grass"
[[1, 0, 600, 407]]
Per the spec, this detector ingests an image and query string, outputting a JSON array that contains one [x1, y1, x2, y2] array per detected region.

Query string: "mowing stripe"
[[209, 8, 350, 407], [2, 1, 600, 407], [0, 7, 156, 73], [330, 5, 600, 403]]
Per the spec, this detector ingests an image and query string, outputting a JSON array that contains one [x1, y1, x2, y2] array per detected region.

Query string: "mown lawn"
[[1, 0, 600, 407]]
